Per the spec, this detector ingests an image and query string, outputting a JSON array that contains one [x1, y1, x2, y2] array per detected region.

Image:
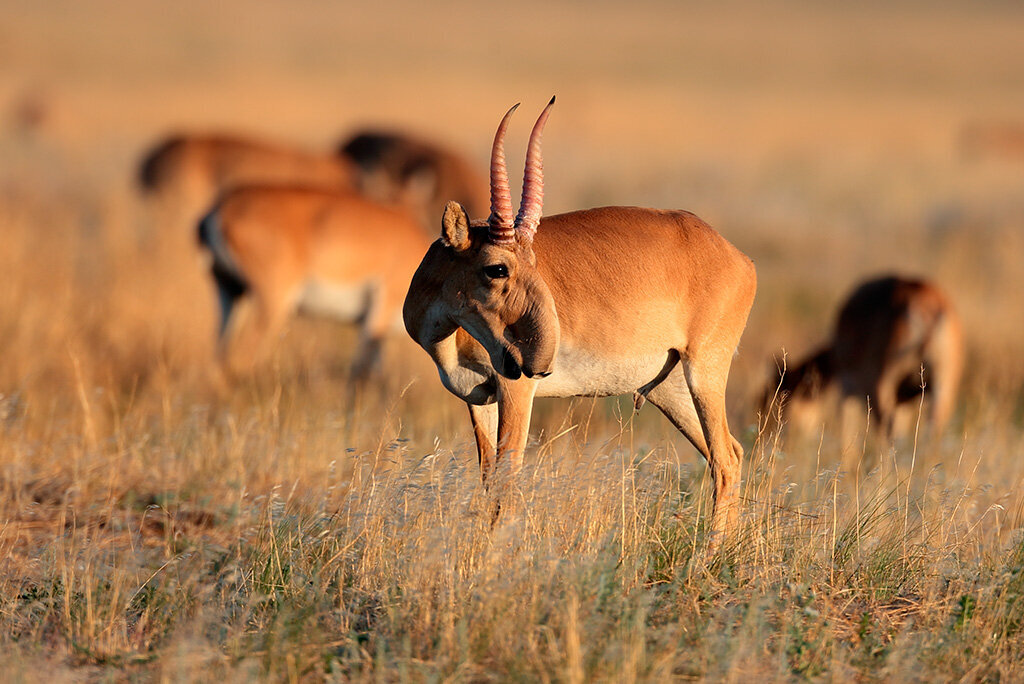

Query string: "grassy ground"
[[3, 0, 1024, 680]]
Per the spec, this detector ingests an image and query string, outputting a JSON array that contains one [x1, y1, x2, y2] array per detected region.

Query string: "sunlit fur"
[[405, 200, 756, 543], [198, 184, 430, 380], [138, 133, 355, 225]]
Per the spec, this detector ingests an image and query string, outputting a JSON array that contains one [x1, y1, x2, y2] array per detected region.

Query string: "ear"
[[441, 201, 471, 251]]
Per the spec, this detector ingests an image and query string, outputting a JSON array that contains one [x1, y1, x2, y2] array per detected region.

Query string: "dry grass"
[[3, 0, 1024, 680]]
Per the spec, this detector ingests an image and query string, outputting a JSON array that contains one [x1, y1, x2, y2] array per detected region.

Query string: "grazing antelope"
[[138, 133, 355, 224], [764, 276, 963, 440], [403, 99, 757, 540], [198, 184, 430, 378], [338, 130, 489, 228]]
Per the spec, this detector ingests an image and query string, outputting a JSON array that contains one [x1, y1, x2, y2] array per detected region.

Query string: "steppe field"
[[3, 0, 1024, 680]]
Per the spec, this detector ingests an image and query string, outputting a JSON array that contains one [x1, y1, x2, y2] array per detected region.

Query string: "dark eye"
[[483, 264, 509, 279]]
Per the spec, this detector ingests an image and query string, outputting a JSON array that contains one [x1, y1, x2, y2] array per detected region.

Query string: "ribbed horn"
[[488, 103, 519, 246], [514, 96, 555, 242]]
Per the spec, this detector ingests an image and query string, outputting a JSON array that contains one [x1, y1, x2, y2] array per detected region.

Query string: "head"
[[403, 98, 559, 381]]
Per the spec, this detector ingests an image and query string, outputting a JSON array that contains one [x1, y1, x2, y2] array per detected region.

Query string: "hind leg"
[[645, 360, 744, 543], [644, 373, 710, 460], [683, 360, 743, 541]]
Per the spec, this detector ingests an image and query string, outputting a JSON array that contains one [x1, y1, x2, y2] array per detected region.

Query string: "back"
[[139, 133, 352, 198], [203, 136, 352, 190], [216, 185, 428, 284], [532, 206, 756, 351]]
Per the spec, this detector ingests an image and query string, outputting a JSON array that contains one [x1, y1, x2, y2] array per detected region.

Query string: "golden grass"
[[3, 0, 1024, 679]]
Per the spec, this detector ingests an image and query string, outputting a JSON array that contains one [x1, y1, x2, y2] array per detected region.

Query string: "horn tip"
[[548, 95, 556, 105]]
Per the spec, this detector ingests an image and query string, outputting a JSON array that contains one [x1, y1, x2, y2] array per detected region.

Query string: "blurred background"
[[4, 0, 1023, 382], [2, 0, 1023, 443], [3, 1, 1024, 677]]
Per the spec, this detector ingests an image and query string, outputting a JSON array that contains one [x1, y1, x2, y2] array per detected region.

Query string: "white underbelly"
[[535, 346, 672, 398], [298, 280, 371, 321]]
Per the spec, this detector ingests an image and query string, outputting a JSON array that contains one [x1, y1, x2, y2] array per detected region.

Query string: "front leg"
[[468, 402, 498, 481], [495, 378, 539, 475]]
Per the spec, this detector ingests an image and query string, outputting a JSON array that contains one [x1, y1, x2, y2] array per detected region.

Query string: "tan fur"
[[766, 275, 964, 440], [405, 203, 756, 542], [199, 184, 430, 379], [960, 121, 1024, 163], [338, 130, 489, 225], [138, 133, 355, 224]]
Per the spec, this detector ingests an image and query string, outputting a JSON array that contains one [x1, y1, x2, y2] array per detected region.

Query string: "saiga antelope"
[[764, 275, 963, 440], [139, 133, 355, 224], [403, 99, 757, 540], [338, 130, 489, 228], [198, 184, 430, 378]]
